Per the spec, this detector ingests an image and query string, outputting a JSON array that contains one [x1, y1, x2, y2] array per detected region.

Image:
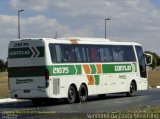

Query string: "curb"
[[0, 98, 17, 103], [157, 86, 160, 88]]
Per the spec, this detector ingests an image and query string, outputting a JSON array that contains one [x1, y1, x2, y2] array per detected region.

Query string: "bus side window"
[[62, 45, 70, 62], [112, 47, 124, 62], [63, 45, 76, 62], [49, 44, 57, 62], [105, 48, 112, 62], [100, 48, 104, 61], [55, 45, 62, 62], [126, 46, 136, 62], [118, 48, 124, 61], [75, 47, 81, 62], [86, 47, 90, 62], [90, 47, 97, 62], [96, 48, 101, 61], [112, 48, 118, 62], [82, 47, 87, 62]]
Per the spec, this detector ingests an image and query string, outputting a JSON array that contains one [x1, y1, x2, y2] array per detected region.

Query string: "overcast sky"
[[0, 0, 160, 60]]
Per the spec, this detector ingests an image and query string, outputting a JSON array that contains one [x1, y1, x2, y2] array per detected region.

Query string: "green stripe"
[[133, 63, 137, 72], [8, 63, 137, 77], [94, 75, 100, 85], [37, 47, 44, 57], [75, 65, 82, 74], [90, 64, 97, 74], [102, 64, 134, 73]]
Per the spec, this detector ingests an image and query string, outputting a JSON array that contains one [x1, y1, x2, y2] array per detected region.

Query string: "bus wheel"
[[67, 85, 77, 104], [126, 81, 136, 97], [79, 84, 88, 102]]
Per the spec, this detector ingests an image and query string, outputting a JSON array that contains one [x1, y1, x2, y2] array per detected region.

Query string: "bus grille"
[[53, 78, 60, 95]]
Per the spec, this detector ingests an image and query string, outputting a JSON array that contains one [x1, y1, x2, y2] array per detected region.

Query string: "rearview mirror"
[[145, 53, 152, 66]]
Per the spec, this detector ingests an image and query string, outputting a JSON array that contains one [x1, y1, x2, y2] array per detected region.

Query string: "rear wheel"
[[79, 84, 88, 102], [67, 85, 77, 104], [126, 81, 136, 97]]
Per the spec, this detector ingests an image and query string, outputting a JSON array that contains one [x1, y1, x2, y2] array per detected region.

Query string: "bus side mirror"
[[145, 53, 152, 66]]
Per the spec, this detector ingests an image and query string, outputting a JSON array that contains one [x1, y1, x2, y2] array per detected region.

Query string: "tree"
[[0, 59, 5, 72], [5, 61, 8, 71], [157, 57, 160, 66], [151, 56, 158, 70], [145, 51, 160, 70]]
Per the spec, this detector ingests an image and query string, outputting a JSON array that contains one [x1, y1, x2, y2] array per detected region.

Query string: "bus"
[[8, 37, 152, 104]]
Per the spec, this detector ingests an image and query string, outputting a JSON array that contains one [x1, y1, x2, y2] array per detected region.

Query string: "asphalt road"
[[0, 88, 160, 118]]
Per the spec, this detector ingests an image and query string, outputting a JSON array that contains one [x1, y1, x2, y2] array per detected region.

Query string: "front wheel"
[[126, 81, 136, 97]]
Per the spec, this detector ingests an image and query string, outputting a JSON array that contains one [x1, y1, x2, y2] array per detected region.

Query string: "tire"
[[79, 84, 88, 102], [67, 85, 77, 104], [126, 81, 136, 97]]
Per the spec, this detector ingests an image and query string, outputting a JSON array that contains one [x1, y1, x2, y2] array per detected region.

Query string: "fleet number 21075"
[[53, 67, 69, 74]]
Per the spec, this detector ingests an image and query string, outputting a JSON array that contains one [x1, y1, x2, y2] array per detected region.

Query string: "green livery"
[[8, 46, 44, 58], [8, 63, 137, 77]]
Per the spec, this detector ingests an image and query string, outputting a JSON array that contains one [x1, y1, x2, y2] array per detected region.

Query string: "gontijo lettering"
[[9, 50, 30, 56], [8, 46, 44, 58], [115, 65, 132, 72]]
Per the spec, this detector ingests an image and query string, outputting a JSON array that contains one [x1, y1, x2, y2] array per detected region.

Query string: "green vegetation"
[[0, 59, 7, 72], [130, 106, 160, 113], [70, 106, 160, 119], [117, 106, 160, 119], [145, 51, 160, 70], [107, 106, 160, 119]]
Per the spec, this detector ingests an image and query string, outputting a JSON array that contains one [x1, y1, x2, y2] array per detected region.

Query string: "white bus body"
[[8, 37, 149, 103]]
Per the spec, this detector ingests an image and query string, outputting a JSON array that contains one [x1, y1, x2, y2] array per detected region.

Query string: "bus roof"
[[11, 37, 142, 46]]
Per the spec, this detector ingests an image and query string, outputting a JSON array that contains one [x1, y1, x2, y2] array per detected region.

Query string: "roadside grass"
[[0, 72, 9, 98], [148, 70, 160, 88], [115, 106, 160, 119], [128, 105, 160, 113], [0, 72, 7, 77], [55, 106, 160, 119], [84, 106, 160, 119]]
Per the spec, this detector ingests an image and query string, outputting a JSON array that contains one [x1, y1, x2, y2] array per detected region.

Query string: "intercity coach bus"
[[8, 37, 152, 104]]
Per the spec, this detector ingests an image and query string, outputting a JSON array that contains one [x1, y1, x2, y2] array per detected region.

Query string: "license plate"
[[24, 90, 30, 93]]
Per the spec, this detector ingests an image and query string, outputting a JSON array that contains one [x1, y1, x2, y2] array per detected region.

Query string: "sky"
[[0, 0, 160, 61]]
